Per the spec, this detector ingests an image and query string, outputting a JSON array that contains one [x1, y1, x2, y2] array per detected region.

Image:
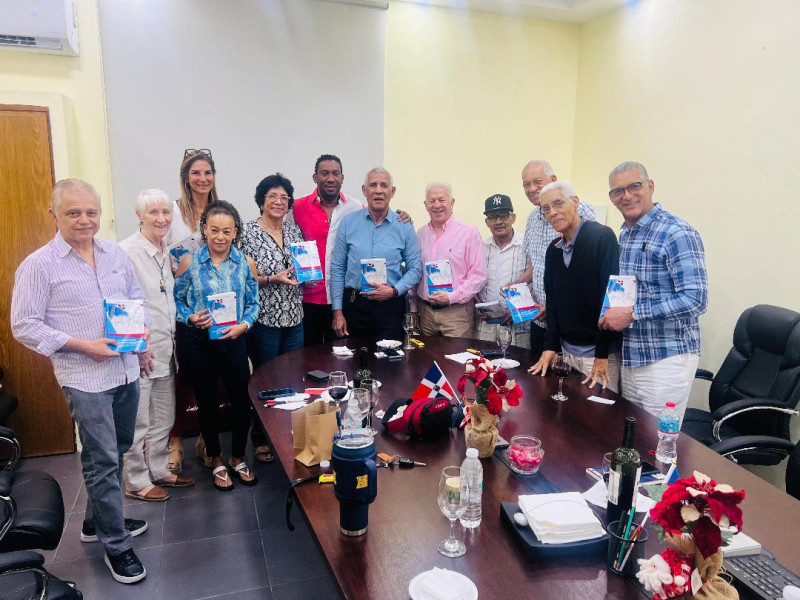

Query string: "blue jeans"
[[247, 322, 304, 370], [63, 381, 139, 555]]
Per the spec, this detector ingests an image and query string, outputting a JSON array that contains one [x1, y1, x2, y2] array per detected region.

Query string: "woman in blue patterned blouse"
[[174, 201, 260, 491]]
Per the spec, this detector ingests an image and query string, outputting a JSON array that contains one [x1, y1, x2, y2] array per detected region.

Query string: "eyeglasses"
[[265, 193, 291, 203], [184, 148, 213, 159], [539, 199, 567, 216], [486, 212, 512, 222], [609, 181, 644, 201]]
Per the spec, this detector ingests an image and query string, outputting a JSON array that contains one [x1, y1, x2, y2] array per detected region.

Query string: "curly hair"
[[199, 200, 242, 245], [178, 151, 220, 233], [254, 173, 295, 211]]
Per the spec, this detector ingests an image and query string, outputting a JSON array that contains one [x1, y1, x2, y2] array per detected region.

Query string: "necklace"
[[152, 254, 167, 293]]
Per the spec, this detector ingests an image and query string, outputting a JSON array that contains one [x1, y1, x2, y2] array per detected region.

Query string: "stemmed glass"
[[403, 313, 415, 350], [360, 378, 379, 435], [328, 371, 348, 408], [496, 325, 512, 368], [437, 466, 470, 558], [551, 353, 570, 402], [351, 388, 371, 432]]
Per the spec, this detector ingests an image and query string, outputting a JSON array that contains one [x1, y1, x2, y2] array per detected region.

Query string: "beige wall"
[[0, 0, 114, 238], [384, 2, 581, 231]]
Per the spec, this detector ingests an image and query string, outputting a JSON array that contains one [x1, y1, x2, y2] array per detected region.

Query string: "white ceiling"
[[390, 0, 629, 23]]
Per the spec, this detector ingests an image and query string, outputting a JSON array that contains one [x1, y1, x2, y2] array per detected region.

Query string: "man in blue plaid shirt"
[[599, 162, 708, 421]]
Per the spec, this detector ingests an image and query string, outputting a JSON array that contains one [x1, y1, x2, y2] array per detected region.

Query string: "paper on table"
[[415, 568, 473, 600], [518, 492, 606, 544], [582, 480, 656, 513], [332, 346, 354, 357], [266, 393, 311, 411], [587, 395, 616, 405], [445, 352, 478, 364]]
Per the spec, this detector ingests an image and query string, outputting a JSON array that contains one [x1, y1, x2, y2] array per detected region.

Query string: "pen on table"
[[615, 507, 638, 568], [618, 510, 651, 571]]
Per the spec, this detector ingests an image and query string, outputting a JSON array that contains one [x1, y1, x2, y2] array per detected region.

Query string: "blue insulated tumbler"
[[331, 429, 378, 536]]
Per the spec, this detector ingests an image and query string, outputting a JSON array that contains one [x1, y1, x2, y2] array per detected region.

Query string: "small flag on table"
[[411, 361, 456, 401]]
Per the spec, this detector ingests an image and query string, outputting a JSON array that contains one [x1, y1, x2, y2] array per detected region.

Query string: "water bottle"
[[655, 402, 680, 464], [459, 447, 483, 529]]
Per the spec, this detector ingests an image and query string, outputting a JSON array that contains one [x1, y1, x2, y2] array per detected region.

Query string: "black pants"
[[342, 289, 406, 341], [302, 302, 338, 346], [530, 323, 546, 363], [176, 323, 251, 458]]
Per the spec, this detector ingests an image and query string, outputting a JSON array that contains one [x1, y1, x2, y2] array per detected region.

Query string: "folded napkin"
[[587, 395, 616, 405], [268, 393, 311, 411], [582, 480, 656, 514], [519, 492, 605, 544], [332, 346, 354, 357], [415, 568, 473, 600], [445, 352, 478, 364]]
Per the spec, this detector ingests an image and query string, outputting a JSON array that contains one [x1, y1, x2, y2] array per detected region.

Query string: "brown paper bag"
[[292, 401, 340, 467]]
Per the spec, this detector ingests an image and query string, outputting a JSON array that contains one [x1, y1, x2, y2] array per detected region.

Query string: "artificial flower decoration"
[[456, 357, 522, 416]]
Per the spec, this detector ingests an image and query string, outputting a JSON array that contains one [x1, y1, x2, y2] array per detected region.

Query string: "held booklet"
[[475, 300, 504, 319], [168, 234, 202, 272], [206, 292, 237, 340], [360, 258, 387, 292], [505, 283, 540, 324], [290, 241, 323, 283], [104, 299, 147, 352], [599, 275, 637, 320], [425, 259, 453, 295]]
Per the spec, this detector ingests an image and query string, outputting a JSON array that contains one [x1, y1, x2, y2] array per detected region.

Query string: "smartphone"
[[258, 387, 295, 400], [306, 370, 329, 383], [385, 349, 401, 357], [481, 349, 503, 358], [641, 461, 660, 476]]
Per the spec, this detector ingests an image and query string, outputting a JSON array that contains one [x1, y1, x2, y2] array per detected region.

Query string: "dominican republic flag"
[[411, 361, 456, 401]]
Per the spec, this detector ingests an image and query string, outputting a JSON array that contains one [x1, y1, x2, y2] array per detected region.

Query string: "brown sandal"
[[255, 445, 274, 463], [168, 437, 183, 474]]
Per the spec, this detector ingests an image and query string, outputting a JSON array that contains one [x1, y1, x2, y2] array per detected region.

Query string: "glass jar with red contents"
[[506, 435, 544, 474]]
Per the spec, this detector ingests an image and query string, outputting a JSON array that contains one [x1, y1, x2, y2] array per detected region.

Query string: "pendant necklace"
[[153, 254, 167, 293]]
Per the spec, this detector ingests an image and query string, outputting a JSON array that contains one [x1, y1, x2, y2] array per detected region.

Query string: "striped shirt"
[[522, 200, 596, 328], [174, 244, 259, 329], [11, 232, 144, 393], [618, 203, 708, 367]]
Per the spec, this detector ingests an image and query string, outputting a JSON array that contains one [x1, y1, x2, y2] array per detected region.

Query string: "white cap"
[[320, 460, 330, 469], [466, 448, 479, 459]]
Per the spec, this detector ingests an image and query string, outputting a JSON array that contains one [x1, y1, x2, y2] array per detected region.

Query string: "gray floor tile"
[[163, 488, 258, 544], [157, 531, 269, 600], [54, 474, 84, 514], [202, 587, 273, 599], [17, 451, 81, 476], [270, 575, 343, 600], [261, 518, 329, 587]]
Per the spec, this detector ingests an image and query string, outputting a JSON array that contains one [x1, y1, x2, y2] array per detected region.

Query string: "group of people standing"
[[8, 149, 707, 585]]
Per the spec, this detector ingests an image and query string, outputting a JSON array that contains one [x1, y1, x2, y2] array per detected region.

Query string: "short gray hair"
[[608, 161, 649, 187], [521, 159, 554, 178], [424, 182, 453, 201], [539, 180, 577, 203], [134, 189, 172, 217], [364, 167, 394, 187], [51, 179, 101, 212]]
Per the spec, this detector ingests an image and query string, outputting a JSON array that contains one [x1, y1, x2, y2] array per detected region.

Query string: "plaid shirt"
[[619, 203, 708, 367], [522, 200, 596, 328]]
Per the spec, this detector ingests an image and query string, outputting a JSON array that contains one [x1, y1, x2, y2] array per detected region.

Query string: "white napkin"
[[267, 393, 311, 411], [582, 480, 657, 514], [445, 352, 478, 364], [587, 395, 616, 405], [519, 492, 605, 544], [332, 346, 354, 357], [415, 568, 473, 600]]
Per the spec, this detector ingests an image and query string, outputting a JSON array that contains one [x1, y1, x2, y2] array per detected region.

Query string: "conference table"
[[249, 337, 800, 600]]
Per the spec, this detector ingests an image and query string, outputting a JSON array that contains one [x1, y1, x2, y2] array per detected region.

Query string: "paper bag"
[[292, 402, 340, 467]]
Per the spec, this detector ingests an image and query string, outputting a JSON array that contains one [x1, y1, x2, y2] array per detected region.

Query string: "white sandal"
[[212, 465, 233, 491], [229, 461, 258, 487]]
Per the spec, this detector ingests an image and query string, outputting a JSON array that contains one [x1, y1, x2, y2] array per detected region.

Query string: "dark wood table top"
[[250, 337, 800, 600]]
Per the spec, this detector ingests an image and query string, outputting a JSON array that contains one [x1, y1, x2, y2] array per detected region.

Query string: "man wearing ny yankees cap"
[[473, 194, 531, 348]]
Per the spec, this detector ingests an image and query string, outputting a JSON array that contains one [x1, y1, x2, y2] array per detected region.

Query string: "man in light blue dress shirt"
[[329, 168, 422, 341]]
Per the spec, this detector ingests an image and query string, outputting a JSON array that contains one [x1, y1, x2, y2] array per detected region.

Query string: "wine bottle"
[[606, 417, 642, 525], [353, 347, 372, 391]]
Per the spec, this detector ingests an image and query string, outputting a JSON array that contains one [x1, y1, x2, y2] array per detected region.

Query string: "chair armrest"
[[711, 398, 799, 442], [0, 471, 13, 496], [695, 368, 715, 381], [710, 435, 796, 463], [0, 550, 44, 573], [0, 426, 21, 471]]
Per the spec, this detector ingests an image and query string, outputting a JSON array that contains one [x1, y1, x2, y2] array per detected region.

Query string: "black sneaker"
[[104, 548, 147, 584], [81, 518, 148, 543]]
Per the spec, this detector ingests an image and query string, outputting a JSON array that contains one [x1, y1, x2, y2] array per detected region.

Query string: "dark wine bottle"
[[606, 417, 642, 525], [353, 347, 372, 391]]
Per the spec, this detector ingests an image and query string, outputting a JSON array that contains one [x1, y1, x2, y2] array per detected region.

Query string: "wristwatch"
[[391, 286, 399, 297]]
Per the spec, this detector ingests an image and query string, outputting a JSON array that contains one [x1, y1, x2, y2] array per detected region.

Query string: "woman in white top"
[[119, 189, 195, 501], [165, 149, 220, 474]]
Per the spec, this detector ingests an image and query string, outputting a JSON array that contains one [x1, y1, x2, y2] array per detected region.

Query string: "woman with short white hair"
[[119, 189, 194, 501]]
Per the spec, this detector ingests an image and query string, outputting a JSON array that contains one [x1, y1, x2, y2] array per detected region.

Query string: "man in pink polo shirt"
[[291, 154, 364, 345], [410, 182, 487, 337]]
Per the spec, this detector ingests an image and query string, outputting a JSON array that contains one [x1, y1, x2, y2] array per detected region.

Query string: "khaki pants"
[[419, 300, 475, 338], [561, 351, 622, 394]]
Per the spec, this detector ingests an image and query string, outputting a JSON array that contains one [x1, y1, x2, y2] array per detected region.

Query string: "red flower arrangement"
[[456, 357, 522, 416]]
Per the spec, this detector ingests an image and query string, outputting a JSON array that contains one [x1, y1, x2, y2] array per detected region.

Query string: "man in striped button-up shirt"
[[11, 179, 149, 584]]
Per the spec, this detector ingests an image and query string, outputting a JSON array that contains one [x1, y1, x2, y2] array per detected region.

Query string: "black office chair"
[[711, 437, 800, 501], [681, 304, 800, 465], [0, 367, 19, 427], [0, 550, 82, 600]]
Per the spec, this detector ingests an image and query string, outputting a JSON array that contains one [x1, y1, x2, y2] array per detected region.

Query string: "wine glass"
[[496, 325, 512, 368], [551, 353, 570, 401], [601, 452, 613, 488], [403, 313, 415, 350], [351, 388, 371, 433], [437, 466, 470, 558], [328, 371, 348, 408], [360, 378, 379, 435]]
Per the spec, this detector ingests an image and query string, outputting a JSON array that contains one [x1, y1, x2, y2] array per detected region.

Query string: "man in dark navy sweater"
[[527, 181, 622, 392]]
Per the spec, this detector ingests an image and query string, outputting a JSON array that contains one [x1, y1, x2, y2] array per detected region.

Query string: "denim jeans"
[[63, 381, 139, 556]]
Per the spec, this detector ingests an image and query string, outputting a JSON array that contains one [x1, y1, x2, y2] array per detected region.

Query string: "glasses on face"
[[265, 193, 290, 204], [540, 198, 573, 217], [184, 148, 213, 159], [486, 212, 512, 223], [608, 181, 644, 201]]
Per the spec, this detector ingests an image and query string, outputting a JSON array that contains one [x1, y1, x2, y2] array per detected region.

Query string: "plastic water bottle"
[[459, 447, 483, 529], [655, 401, 680, 464]]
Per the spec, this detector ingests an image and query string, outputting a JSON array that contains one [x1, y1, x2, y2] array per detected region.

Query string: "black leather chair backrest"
[[787, 443, 800, 501], [709, 305, 800, 439]]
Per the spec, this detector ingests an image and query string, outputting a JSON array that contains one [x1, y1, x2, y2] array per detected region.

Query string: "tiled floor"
[[17, 436, 343, 599]]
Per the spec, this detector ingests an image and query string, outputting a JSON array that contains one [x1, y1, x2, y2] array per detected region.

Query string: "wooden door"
[[0, 105, 76, 456]]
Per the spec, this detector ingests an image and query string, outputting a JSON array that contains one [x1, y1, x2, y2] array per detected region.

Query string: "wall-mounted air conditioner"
[[0, 0, 79, 56]]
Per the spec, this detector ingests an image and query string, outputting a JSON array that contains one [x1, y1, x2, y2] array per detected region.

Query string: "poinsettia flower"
[[493, 368, 508, 387], [485, 387, 503, 415], [692, 515, 723, 558], [504, 383, 522, 407]]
